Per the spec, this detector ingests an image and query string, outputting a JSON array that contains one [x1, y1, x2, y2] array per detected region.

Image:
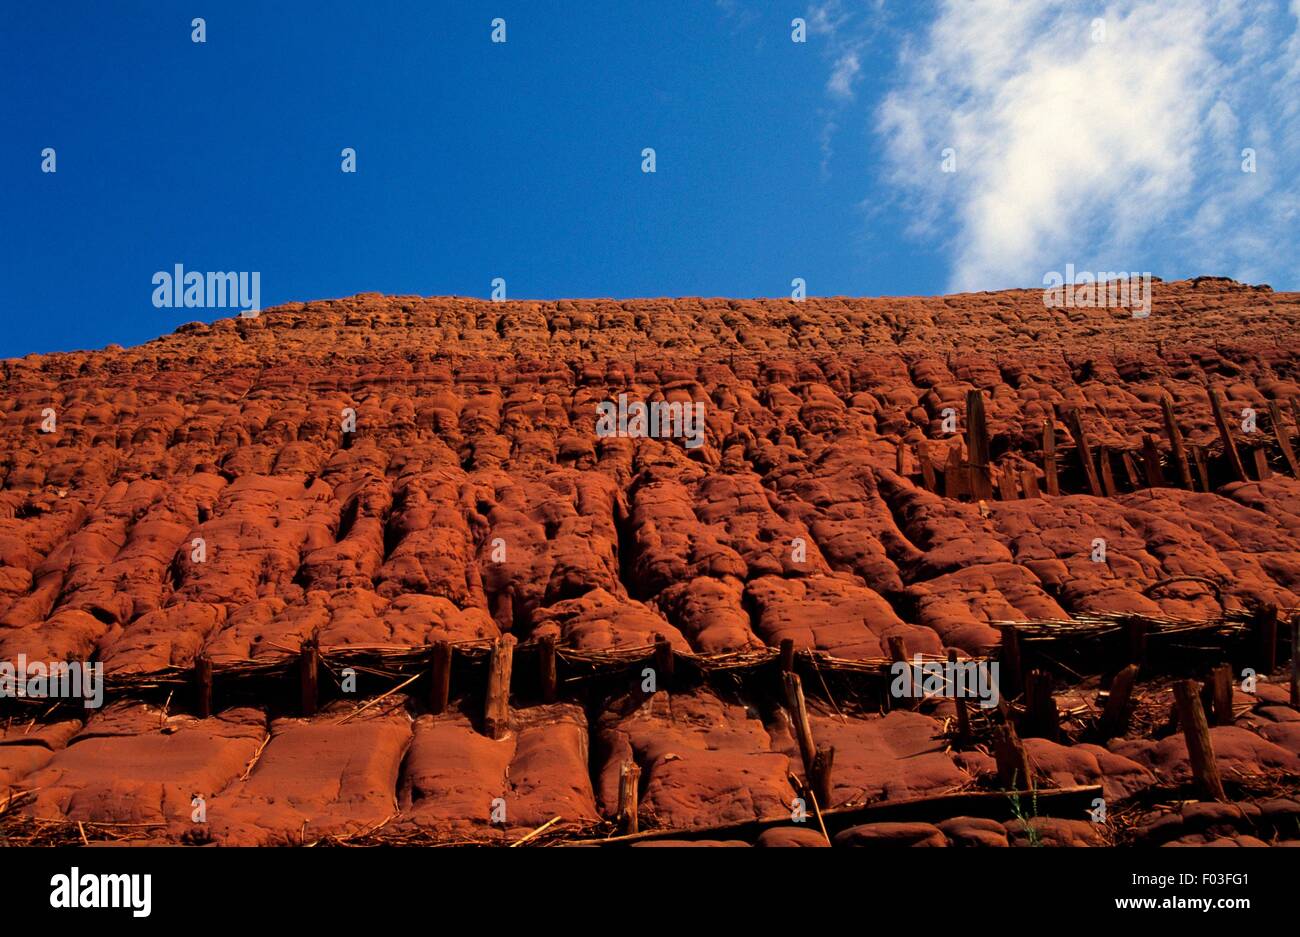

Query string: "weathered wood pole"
[[1208, 385, 1248, 483], [194, 653, 213, 719], [429, 640, 452, 714], [966, 390, 994, 501], [782, 672, 817, 778], [1042, 418, 1060, 496], [618, 761, 641, 834], [993, 722, 1033, 790], [1068, 409, 1104, 497], [484, 634, 516, 740], [1172, 679, 1226, 801], [1099, 664, 1138, 740], [1160, 393, 1194, 489], [538, 635, 557, 704], [299, 638, 319, 717]]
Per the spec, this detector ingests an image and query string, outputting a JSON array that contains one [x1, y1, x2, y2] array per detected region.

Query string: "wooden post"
[[1023, 669, 1060, 741], [887, 634, 908, 664], [653, 633, 674, 689], [1125, 618, 1150, 669], [1208, 664, 1234, 727], [895, 442, 909, 476], [944, 444, 967, 499], [1098, 446, 1118, 497], [1068, 410, 1104, 497], [299, 638, 319, 717], [811, 745, 835, 810], [1020, 467, 1041, 499], [965, 390, 994, 501], [919, 442, 938, 492], [429, 640, 452, 714], [1267, 400, 1300, 478], [782, 672, 817, 778], [194, 653, 213, 719], [1252, 603, 1278, 674], [1160, 393, 1194, 489], [993, 723, 1033, 790], [1172, 679, 1226, 801], [1099, 664, 1138, 739], [618, 761, 640, 834], [998, 626, 1023, 700], [1248, 445, 1271, 480], [1190, 444, 1211, 492], [1140, 434, 1164, 487], [995, 464, 1019, 500], [1041, 418, 1060, 496], [1208, 385, 1248, 483], [1291, 613, 1299, 709], [484, 634, 516, 740], [1120, 450, 1142, 490], [538, 635, 557, 704], [946, 649, 971, 744], [778, 637, 795, 674]]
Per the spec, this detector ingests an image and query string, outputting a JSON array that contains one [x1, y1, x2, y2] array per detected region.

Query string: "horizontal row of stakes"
[[905, 387, 1300, 501]]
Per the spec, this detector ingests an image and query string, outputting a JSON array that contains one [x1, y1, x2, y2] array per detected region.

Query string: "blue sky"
[[3, 0, 1298, 357]]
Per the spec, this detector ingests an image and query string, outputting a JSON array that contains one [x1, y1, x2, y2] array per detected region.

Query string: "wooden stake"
[[998, 626, 1023, 700], [919, 442, 937, 492], [1023, 669, 1059, 741], [1172, 679, 1226, 801], [1041, 418, 1060, 496], [1020, 467, 1041, 499], [1190, 443, 1211, 492], [948, 649, 971, 745], [887, 634, 908, 664], [1290, 612, 1299, 709], [653, 633, 674, 689], [1126, 618, 1150, 669], [299, 638, 319, 717], [1208, 385, 1248, 483], [194, 653, 213, 719], [996, 463, 1019, 500], [1068, 410, 1104, 497], [1099, 664, 1138, 739], [811, 745, 835, 810], [1208, 664, 1234, 727], [484, 634, 516, 740], [993, 722, 1033, 790], [1250, 446, 1271, 480], [1120, 450, 1142, 490], [778, 637, 795, 674], [1252, 602, 1278, 674], [944, 444, 967, 499], [965, 390, 994, 501], [1160, 393, 1194, 489], [1140, 434, 1164, 487], [782, 672, 817, 778], [429, 640, 452, 714], [1266, 400, 1300, 478], [895, 442, 909, 476], [1098, 446, 1118, 497], [538, 635, 557, 704], [618, 761, 641, 834]]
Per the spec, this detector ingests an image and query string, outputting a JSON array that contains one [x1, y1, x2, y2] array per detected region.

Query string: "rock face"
[[2, 278, 1300, 845]]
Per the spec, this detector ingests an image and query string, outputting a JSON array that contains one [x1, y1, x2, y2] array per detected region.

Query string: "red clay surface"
[[2, 278, 1299, 845]]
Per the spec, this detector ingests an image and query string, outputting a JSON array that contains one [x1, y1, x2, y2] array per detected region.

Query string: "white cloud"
[[875, 0, 1300, 292], [827, 51, 862, 99]]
